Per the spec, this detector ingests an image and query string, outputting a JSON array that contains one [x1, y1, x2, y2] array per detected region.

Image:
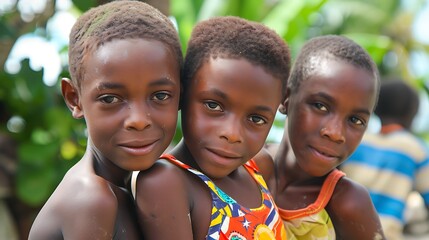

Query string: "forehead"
[[84, 39, 178, 79], [301, 58, 377, 111], [189, 57, 282, 109], [193, 58, 281, 93], [79, 38, 180, 93]]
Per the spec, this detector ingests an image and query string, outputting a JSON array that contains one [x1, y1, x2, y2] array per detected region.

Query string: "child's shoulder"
[[135, 158, 193, 195], [137, 158, 187, 179], [43, 158, 120, 213], [331, 176, 369, 207], [327, 175, 385, 239], [56, 165, 119, 212], [30, 164, 119, 238], [329, 176, 371, 213]]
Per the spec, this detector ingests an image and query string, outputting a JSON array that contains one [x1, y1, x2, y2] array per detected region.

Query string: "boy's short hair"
[[68, 0, 182, 89], [182, 16, 291, 98], [375, 79, 419, 126], [289, 35, 379, 95]]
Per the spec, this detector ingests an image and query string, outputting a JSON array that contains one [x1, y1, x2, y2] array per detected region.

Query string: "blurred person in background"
[[341, 79, 429, 240]]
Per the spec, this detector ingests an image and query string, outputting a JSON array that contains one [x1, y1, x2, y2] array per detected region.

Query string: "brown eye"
[[153, 92, 170, 101], [350, 116, 365, 126], [314, 102, 328, 111], [204, 101, 222, 111], [248, 115, 266, 125], [99, 95, 120, 104]]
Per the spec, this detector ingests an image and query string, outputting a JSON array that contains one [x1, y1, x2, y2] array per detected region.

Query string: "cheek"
[[288, 112, 311, 135], [346, 130, 365, 152], [246, 127, 272, 154], [182, 104, 208, 133], [150, 108, 179, 138]]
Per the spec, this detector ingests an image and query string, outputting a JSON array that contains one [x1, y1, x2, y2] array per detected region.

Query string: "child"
[[341, 79, 429, 240], [135, 16, 291, 239], [255, 35, 386, 240], [29, 1, 182, 239]]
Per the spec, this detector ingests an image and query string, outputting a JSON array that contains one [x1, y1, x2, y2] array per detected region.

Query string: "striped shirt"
[[341, 125, 429, 239]]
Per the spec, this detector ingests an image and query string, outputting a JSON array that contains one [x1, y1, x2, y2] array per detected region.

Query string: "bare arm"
[[327, 177, 386, 240], [135, 160, 194, 240]]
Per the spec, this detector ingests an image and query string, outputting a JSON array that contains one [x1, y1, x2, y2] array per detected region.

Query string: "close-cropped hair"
[[288, 35, 379, 95], [68, 0, 183, 89], [182, 16, 291, 98], [375, 79, 419, 121]]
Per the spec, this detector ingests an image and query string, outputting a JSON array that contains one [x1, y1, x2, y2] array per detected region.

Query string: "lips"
[[118, 139, 159, 156], [310, 146, 340, 161], [207, 147, 242, 159]]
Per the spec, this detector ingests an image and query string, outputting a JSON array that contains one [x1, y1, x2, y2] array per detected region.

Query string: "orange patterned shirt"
[[162, 154, 286, 240]]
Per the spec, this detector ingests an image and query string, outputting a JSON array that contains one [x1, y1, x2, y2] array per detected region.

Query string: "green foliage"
[[71, 0, 97, 12], [1, 59, 82, 206]]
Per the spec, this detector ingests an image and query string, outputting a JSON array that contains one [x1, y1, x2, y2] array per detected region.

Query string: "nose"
[[220, 116, 242, 144], [320, 118, 345, 144], [124, 103, 151, 131]]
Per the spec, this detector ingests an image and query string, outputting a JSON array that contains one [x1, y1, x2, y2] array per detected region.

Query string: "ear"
[[61, 78, 84, 119], [278, 87, 291, 115]]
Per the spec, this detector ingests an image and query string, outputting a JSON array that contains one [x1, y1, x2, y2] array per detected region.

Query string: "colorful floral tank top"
[[278, 169, 345, 240], [162, 154, 286, 240]]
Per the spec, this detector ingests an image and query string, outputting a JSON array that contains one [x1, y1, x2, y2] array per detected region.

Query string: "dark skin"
[[255, 58, 386, 240], [29, 39, 180, 240], [135, 57, 284, 239]]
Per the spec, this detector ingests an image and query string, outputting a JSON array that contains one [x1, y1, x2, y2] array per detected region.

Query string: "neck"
[[87, 144, 131, 188], [380, 123, 403, 134]]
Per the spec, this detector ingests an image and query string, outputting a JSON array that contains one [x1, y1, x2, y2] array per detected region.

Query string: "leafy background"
[[1, 0, 429, 239]]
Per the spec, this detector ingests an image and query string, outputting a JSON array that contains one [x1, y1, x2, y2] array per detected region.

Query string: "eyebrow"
[[201, 88, 275, 113], [96, 77, 177, 90], [312, 92, 371, 116]]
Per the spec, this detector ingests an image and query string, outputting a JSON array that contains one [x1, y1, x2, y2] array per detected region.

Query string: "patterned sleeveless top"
[[278, 169, 345, 240], [162, 154, 286, 240]]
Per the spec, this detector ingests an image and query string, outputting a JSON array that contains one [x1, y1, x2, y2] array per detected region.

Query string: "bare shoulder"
[[328, 176, 385, 240], [71, 173, 117, 211], [135, 159, 193, 210], [29, 168, 118, 239], [135, 159, 199, 239], [136, 159, 189, 192], [329, 176, 370, 212]]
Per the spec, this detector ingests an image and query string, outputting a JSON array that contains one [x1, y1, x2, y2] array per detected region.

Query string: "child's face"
[[286, 58, 377, 177], [181, 58, 282, 179], [74, 39, 180, 171]]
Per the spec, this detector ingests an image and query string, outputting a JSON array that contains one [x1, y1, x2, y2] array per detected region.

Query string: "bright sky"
[[3, 0, 75, 86]]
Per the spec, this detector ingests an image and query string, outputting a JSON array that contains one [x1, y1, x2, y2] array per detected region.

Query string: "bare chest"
[[275, 184, 321, 210]]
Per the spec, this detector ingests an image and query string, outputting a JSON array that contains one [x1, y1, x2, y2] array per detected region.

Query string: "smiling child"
[[29, 1, 182, 239], [255, 35, 386, 240], [135, 16, 291, 239]]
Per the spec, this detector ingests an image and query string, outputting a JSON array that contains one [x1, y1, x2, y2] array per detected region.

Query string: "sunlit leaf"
[[61, 140, 78, 160], [344, 33, 392, 63]]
